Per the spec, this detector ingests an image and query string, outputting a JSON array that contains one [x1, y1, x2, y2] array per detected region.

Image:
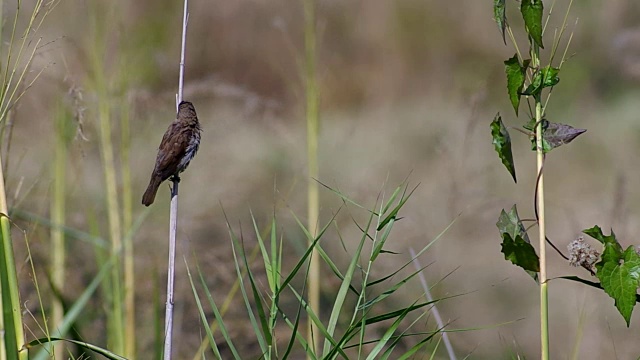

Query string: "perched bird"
[[142, 101, 202, 206]]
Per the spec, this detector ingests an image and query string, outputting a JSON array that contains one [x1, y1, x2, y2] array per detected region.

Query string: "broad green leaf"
[[583, 225, 618, 245], [522, 66, 559, 97], [521, 0, 544, 48], [504, 55, 527, 115], [496, 205, 530, 243], [596, 246, 640, 326], [541, 66, 560, 87], [522, 70, 543, 97], [490, 113, 517, 183], [497, 206, 539, 282], [493, 0, 507, 44], [584, 226, 622, 264], [501, 233, 540, 272]]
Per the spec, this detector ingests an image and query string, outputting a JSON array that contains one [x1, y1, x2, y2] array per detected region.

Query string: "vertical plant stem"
[[303, 0, 320, 355], [89, 3, 124, 352], [98, 93, 125, 354], [121, 100, 136, 358], [164, 1, 189, 358], [51, 102, 67, 360], [532, 40, 549, 358], [164, 182, 179, 360], [0, 152, 26, 360]]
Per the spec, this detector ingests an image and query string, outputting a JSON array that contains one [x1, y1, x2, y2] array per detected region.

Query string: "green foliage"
[[490, 113, 517, 183], [520, 0, 544, 49], [26, 338, 127, 360], [504, 55, 529, 115], [522, 66, 559, 98], [493, 0, 507, 44], [501, 234, 540, 273], [583, 227, 640, 326], [188, 184, 452, 358], [496, 206, 539, 281]]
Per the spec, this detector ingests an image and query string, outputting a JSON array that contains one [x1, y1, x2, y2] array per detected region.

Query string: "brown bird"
[[142, 101, 202, 206]]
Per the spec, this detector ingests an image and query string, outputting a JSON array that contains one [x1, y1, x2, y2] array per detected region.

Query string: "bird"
[[142, 101, 202, 206]]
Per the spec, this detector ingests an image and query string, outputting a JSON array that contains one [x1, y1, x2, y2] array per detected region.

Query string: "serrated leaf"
[[541, 66, 560, 87], [504, 55, 527, 115], [496, 205, 531, 243], [522, 66, 559, 97], [585, 226, 624, 271], [583, 225, 617, 245], [493, 0, 507, 45], [501, 233, 540, 272], [596, 246, 640, 326], [497, 205, 538, 281], [522, 71, 542, 97], [490, 113, 517, 183], [521, 0, 544, 49]]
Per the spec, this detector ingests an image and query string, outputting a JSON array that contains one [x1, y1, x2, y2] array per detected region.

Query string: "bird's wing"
[[153, 122, 189, 180]]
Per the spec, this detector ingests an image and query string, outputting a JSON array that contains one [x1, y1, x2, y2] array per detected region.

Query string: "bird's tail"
[[142, 176, 162, 206]]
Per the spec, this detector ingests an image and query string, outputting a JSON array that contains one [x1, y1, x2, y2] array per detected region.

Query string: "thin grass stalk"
[[50, 102, 68, 359], [120, 98, 136, 359], [303, 0, 320, 355], [0, 155, 26, 360], [88, 3, 125, 352], [98, 94, 125, 354], [164, 1, 189, 358]]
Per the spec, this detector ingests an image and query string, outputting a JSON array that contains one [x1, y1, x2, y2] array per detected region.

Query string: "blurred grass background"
[[4, 0, 640, 358]]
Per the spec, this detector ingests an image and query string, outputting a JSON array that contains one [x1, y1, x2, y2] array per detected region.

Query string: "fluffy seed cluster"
[[568, 236, 600, 273]]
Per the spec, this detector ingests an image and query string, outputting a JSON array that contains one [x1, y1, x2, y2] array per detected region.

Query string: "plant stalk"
[[164, 0, 189, 358], [303, 0, 320, 355], [51, 102, 67, 360], [535, 97, 549, 359]]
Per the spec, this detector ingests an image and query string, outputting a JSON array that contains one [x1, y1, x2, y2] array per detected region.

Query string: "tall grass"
[[303, 0, 321, 355], [188, 182, 454, 358], [50, 100, 71, 359], [85, 2, 138, 357], [0, 1, 59, 359]]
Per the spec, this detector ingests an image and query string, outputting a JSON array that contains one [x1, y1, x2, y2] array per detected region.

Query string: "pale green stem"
[[121, 99, 135, 359], [303, 0, 320, 356], [0, 153, 26, 360], [51, 103, 67, 359], [534, 72, 549, 360]]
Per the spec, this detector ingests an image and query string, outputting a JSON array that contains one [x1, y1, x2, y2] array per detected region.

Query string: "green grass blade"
[[359, 264, 428, 311], [26, 338, 127, 360], [32, 255, 116, 360], [185, 261, 224, 360], [365, 300, 419, 360], [376, 184, 418, 231], [225, 219, 268, 354], [250, 210, 275, 293], [0, 214, 25, 360], [322, 207, 376, 355], [287, 284, 348, 359]]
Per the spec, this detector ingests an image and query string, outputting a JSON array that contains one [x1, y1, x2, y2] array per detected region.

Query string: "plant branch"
[[164, 1, 189, 359]]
